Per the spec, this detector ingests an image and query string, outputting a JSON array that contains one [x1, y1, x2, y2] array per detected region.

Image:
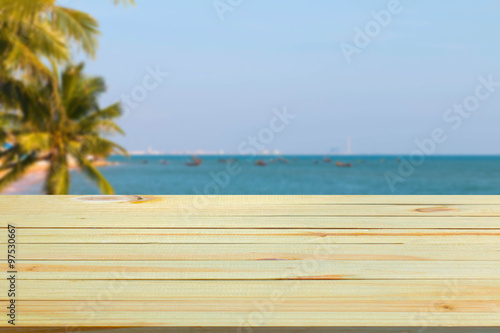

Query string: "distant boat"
[[186, 156, 202, 167], [255, 160, 267, 166], [313, 159, 319, 164], [276, 157, 290, 164], [160, 160, 169, 165], [336, 161, 352, 168], [142, 159, 148, 164], [323, 157, 332, 163], [218, 159, 227, 164]]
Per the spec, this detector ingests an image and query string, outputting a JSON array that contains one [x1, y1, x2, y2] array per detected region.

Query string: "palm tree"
[[0, 0, 134, 81], [0, 0, 134, 126], [0, 63, 127, 194], [0, 0, 133, 194]]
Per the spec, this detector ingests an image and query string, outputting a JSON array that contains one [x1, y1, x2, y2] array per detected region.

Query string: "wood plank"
[[7, 243, 500, 261], [3, 197, 500, 223], [3, 203, 499, 217], [4, 228, 500, 244], [4, 280, 500, 301], [6, 260, 500, 280], [4, 194, 500, 206], [13, 299, 499, 313], [5, 310, 500, 327], [4, 216, 500, 229]]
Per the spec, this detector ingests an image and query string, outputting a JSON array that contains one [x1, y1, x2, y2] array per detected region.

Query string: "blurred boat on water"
[[186, 156, 202, 166], [336, 161, 353, 168]]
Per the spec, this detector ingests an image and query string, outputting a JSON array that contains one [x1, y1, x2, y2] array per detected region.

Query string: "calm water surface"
[[47, 155, 500, 195]]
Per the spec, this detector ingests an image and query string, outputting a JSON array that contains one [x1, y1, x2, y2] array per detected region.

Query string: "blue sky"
[[68, 0, 500, 154]]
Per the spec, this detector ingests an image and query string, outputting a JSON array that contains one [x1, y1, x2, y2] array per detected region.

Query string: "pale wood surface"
[[0, 195, 499, 330]]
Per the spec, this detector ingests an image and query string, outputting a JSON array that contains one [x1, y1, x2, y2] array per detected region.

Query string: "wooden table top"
[[1, 195, 499, 332]]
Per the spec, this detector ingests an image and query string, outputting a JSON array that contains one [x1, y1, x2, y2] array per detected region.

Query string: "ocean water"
[[19, 155, 499, 195]]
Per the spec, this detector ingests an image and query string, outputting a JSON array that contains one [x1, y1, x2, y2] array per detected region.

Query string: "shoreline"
[[0, 160, 116, 194]]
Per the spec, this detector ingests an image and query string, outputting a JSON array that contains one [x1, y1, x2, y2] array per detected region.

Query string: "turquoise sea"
[[20, 155, 500, 195]]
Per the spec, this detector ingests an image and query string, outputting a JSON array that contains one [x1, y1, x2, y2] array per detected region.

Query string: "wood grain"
[[4, 260, 500, 280], [6, 243, 500, 260], [0, 195, 499, 330], [3, 228, 500, 243]]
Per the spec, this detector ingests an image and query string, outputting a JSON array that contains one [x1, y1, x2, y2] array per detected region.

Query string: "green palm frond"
[[0, 0, 54, 27], [2, 32, 53, 79], [81, 135, 128, 157], [0, 0, 99, 83], [1, 77, 52, 125], [77, 103, 124, 134], [91, 103, 123, 120], [17, 132, 51, 152], [112, 0, 135, 6], [60, 63, 84, 101], [0, 112, 22, 146], [28, 22, 69, 63], [65, 78, 106, 119], [83, 119, 126, 136], [51, 7, 99, 57], [0, 112, 22, 126], [73, 153, 114, 195], [0, 75, 35, 111]]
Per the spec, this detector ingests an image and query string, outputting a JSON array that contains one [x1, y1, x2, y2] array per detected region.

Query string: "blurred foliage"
[[0, 0, 132, 194]]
